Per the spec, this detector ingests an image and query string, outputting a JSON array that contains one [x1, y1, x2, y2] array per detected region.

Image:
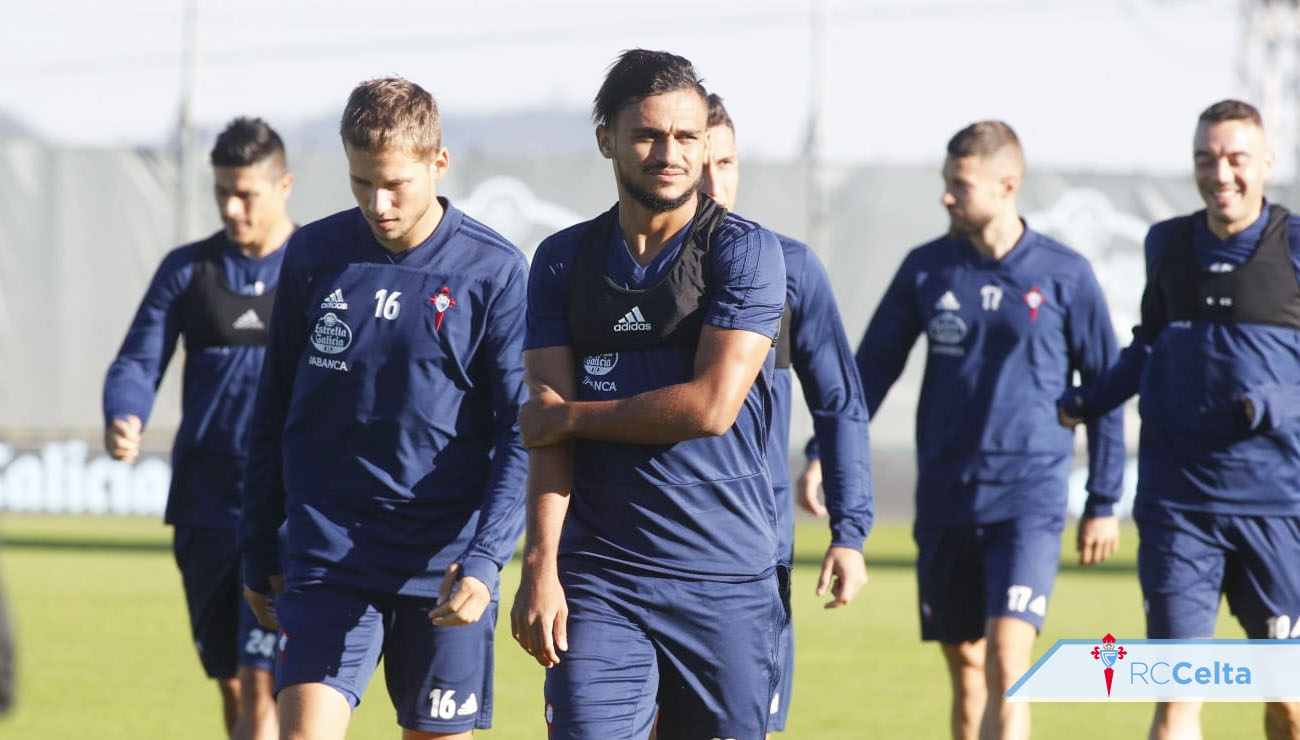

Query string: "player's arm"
[[1060, 227, 1171, 425], [519, 225, 786, 448], [239, 243, 307, 628], [1066, 265, 1125, 565], [510, 346, 577, 667], [102, 250, 191, 462], [521, 325, 774, 446], [432, 260, 531, 627], [509, 235, 578, 667], [802, 250, 924, 507], [788, 251, 872, 608]]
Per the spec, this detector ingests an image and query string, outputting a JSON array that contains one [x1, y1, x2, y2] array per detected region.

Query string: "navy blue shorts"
[[913, 514, 1064, 643], [1137, 509, 1300, 639], [172, 525, 276, 679], [274, 579, 496, 733], [544, 562, 786, 740]]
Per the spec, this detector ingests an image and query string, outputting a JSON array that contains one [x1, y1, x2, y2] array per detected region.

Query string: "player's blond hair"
[[339, 77, 441, 160]]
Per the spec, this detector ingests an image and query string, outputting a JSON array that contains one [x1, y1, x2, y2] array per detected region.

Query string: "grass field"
[[0, 515, 1264, 738]]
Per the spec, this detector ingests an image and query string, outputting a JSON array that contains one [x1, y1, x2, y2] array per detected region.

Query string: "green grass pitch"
[[0, 515, 1263, 738]]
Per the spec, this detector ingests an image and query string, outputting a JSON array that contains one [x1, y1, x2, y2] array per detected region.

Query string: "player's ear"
[[430, 147, 450, 180], [1002, 172, 1022, 198], [596, 126, 613, 159]]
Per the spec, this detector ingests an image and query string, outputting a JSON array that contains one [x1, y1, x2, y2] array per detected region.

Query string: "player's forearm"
[[1070, 334, 1150, 419], [521, 445, 573, 572], [811, 411, 874, 546], [563, 378, 746, 443], [1082, 406, 1125, 511], [459, 410, 529, 582]]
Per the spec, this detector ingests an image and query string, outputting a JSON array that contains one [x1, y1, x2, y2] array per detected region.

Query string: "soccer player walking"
[[1060, 100, 1300, 740], [103, 117, 293, 739], [700, 92, 873, 737], [852, 121, 1124, 740], [510, 50, 788, 739], [239, 78, 528, 739]]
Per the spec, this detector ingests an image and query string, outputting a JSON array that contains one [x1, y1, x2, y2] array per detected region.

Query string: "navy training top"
[[525, 203, 787, 581], [1068, 205, 1300, 516], [239, 200, 529, 597], [858, 226, 1124, 526], [767, 234, 873, 563], [103, 232, 285, 527]]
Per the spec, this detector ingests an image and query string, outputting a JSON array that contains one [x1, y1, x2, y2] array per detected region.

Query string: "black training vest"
[[566, 195, 733, 357], [1147, 205, 1300, 332], [178, 232, 278, 351]]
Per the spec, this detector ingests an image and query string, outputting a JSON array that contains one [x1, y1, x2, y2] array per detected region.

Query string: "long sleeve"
[[453, 260, 530, 586], [789, 251, 873, 548], [1067, 226, 1172, 419], [1067, 267, 1125, 517], [239, 243, 308, 592], [806, 251, 922, 463], [857, 252, 925, 417], [103, 250, 192, 427]]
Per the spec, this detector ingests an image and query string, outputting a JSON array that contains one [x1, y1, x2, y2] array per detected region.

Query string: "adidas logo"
[[320, 289, 348, 310], [457, 693, 478, 717], [232, 309, 265, 331], [935, 291, 960, 311], [612, 306, 652, 333]]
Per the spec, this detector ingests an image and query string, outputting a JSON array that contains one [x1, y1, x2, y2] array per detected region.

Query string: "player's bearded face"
[[941, 155, 1003, 239], [1194, 119, 1274, 235], [346, 144, 448, 252], [603, 90, 707, 213]]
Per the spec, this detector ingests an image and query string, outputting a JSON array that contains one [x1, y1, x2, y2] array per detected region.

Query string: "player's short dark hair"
[[946, 120, 1022, 161], [592, 49, 706, 129], [209, 117, 286, 170], [706, 93, 733, 132], [1198, 99, 1263, 129], [340, 77, 441, 160]]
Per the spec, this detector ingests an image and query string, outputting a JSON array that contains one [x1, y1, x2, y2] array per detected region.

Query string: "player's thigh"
[[545, 567, 659, 740], [274, 580, 384, 708], [382, 593, 496, 734], [980, 513, 1064, 633], [1136, 509, 1225, 638], [914, 522, 985, 643], [652, 574, 783, 740], [172, 525, 242, 679], [1223, 515, 1300, 639]]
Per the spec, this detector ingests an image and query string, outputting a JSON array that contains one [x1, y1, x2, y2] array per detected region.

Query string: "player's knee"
[[218, 676, 242, 704]]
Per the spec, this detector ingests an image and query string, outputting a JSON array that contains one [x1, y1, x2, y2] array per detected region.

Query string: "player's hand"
[[1057, 397, 1084, 429], [244, 573, 284, 630], [1077, 515, 1120, 566], [1242, 396, 1256, 427], [429, 563, 492, 626], [817, 545, 868, 609], [510, 562, 568, 667], [519, 378, 570, 449], [104, 414, 142, 462], [797, 458, 828, 517]]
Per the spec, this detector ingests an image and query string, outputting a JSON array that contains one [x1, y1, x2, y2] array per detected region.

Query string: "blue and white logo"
[[583, 353, 618, 377], [311, 312, 352, 355], [927, 312, 968, 345]]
